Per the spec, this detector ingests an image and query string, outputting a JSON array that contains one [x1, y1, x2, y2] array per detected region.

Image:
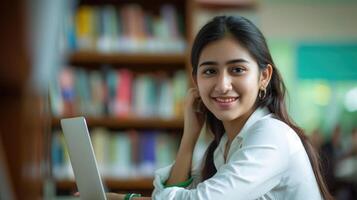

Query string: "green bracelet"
[[124, 193, 142, 200], [164, 177, 194, 188]]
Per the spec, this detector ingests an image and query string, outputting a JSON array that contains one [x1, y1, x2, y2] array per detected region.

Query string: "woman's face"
[[196, 36, 268, 122]]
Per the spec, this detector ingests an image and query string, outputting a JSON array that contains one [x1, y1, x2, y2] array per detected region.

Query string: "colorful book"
[[59, 67, 76, 116], [138, 131, 157, 177], [115, 69, 133, 117], [109, 132, 132, 178], [91, 128, 110, 176]]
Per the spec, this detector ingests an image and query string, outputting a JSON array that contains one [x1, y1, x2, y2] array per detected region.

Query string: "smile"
[[213, 97, 239, 103]]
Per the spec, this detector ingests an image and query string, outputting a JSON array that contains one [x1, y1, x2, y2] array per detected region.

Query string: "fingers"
[[73, 192, 80, 197], [188, 87, 200, 97], [187, 88, 201, 104], [186, 88, 206, 114]]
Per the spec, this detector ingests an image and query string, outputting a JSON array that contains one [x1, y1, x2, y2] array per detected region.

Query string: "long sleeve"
[[152, 118, 291, 200]]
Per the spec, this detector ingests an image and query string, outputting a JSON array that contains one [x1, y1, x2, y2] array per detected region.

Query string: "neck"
[[222, 108, 255, 143]]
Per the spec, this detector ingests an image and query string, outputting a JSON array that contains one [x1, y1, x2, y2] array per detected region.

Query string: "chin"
[[212, 111, 239, 122]]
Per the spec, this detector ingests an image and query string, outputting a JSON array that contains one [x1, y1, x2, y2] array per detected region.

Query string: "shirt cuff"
[[153, 164, 174, 190], [164, 177, 194, 188]]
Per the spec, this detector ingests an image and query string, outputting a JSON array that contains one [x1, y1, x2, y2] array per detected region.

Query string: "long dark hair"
[[191, 16, 333, 200]]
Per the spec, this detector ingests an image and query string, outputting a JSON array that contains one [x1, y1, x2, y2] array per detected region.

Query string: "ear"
[[259, 64, 273, 88]]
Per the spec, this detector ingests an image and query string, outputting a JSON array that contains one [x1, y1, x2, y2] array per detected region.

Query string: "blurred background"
[[0, 0, 356, 199]]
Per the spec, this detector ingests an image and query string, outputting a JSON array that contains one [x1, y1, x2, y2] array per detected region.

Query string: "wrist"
[[182, 130, 200, 146], [178, 138, 196, 154], [124, 193, 141, 200]]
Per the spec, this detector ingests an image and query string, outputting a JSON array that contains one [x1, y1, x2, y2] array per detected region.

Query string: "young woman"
[[107, 15, 333, 200]]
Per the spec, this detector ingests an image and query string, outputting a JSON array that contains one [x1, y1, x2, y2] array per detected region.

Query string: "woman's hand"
[[182, 88, 206, 148]]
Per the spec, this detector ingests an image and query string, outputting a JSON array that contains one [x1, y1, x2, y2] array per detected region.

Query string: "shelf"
[[52, 116, 184, 129], [195, 0, 257, 9], [56, 178, 154, 191], [68, 51, 187, 65]]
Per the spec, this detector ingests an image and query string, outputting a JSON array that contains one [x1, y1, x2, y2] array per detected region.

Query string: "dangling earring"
[[259, 87, 266, 100]]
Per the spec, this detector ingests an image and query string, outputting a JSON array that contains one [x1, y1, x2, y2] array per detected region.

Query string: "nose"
[[215, 71, 232, 94]]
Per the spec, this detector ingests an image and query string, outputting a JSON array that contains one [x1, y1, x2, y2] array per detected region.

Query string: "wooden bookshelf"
[[52, 117, 184, 129], [56, 178, 154, 191], [195, 0, 257, 9], [50, 0, 189, 196], [69, 51, 187, 65]]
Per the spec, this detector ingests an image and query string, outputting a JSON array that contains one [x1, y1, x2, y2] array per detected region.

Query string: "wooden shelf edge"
[[68, 51, 187, 64], [52, 116, 184, 129], [195, 0, 257, 10], [56, 178, 154, 190]]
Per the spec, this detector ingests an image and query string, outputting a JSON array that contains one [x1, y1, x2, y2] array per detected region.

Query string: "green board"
[[297, 43, 357, 80]]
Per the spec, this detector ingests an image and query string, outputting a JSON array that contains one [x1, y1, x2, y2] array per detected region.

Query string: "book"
[[52, 129, 179, 179], [75, 6, 97, 50], [52, 67, 187, 118], [138, 131, 157, 177], [67, 4, 186, 53], [115, 69, 133, 117], [91, 127, 110, 177], [157, 74, 174, 118], [74, 68, 91, 115], [109, 132, 132, 178], [89, 70, 106, 116], [173, 70, 188, 117], [51, 131, 73, 180], [59, 67, 76, 116]]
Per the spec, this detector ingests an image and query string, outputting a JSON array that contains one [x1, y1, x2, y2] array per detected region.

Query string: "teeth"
[[215, 97, 237, 103]]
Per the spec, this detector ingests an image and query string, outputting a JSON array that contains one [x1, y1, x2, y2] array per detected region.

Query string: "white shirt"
[[152, 107, 323, 200]]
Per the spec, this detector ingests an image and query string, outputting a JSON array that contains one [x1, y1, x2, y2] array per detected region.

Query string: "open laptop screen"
[[61, 117, 107, 200]]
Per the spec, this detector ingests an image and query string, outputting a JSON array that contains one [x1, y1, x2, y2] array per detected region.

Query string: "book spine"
[[70, 4, 185, 53], [53, 129, 179, 179], [53, 67, 188, 118]]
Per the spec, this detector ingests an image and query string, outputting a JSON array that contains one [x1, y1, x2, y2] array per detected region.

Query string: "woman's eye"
[[231, 67, 245, 74], [203, 69, 216, 75]]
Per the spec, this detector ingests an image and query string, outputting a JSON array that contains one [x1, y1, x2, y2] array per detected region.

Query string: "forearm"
[[165, 133, 196, 185], [164, 88, 202, 186], [133, 197, 151, 200]]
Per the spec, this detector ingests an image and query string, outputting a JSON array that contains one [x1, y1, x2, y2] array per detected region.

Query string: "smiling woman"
[[110, 15, 334, 200], [196, 36, 272, 127]]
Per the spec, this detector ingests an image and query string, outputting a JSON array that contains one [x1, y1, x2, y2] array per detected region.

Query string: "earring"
[[259, 87, 266, 99]]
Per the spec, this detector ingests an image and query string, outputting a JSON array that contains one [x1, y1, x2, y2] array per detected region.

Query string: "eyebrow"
[[199, 58, 249, 67]]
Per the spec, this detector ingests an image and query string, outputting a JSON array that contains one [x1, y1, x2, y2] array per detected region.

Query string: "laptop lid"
[[60, 117, 107, 200]]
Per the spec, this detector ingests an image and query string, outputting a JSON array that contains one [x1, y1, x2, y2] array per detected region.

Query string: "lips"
[[214, 97, 238, 103], [212, 96, 239, 109]]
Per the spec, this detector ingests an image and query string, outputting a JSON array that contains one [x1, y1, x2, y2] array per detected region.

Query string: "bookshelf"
[[56, 178, 154, 191], [69, 52, 187, 65], [50, 0, 190, 197], [52, 117, 184, 129], [50, 0, 257, 197], [55, 178, 154, 196]]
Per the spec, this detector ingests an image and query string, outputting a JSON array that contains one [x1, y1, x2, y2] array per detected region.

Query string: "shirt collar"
[[214, 107, 271, 167], [236, 106, 271, 140]]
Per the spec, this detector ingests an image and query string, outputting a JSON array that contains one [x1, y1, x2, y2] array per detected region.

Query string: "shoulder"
[[248, 114, 293, 137], [244, 114, 302, 154], [242, 115, 294, 147]]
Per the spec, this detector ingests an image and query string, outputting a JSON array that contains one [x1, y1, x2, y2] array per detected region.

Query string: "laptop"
[[60, 117, 107, 200]]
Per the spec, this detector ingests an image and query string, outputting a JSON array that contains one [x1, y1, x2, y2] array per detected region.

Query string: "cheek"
[[197, 81, 209, 100], [196, 78, 212, 105], [236, 76, 259, 97]]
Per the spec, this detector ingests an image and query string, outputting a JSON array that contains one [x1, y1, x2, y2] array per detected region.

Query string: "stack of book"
[[50, 66, 188, 118], [63, 4, 186, 53], [51, 129, 179, 180]]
